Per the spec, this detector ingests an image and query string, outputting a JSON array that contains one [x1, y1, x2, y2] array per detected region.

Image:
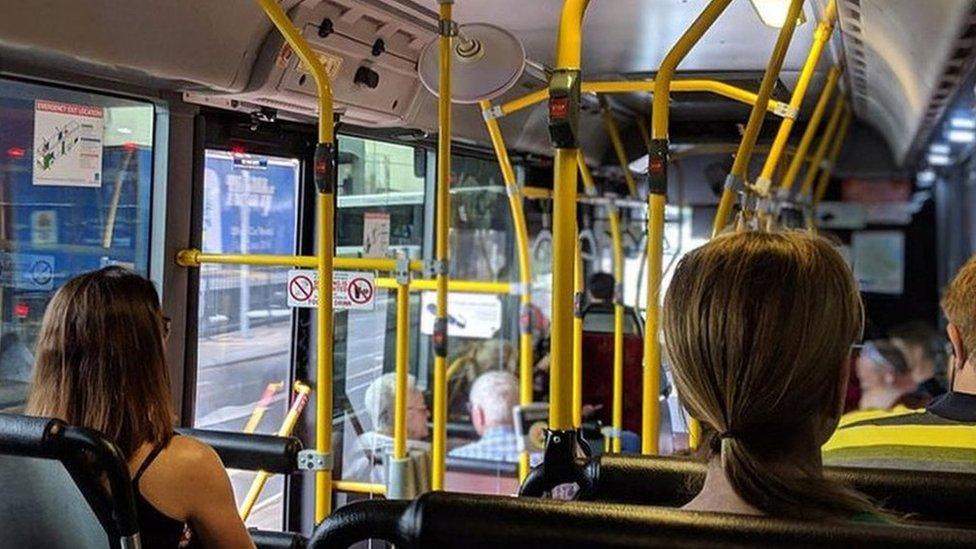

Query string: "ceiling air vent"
[[907, 4, 976, 161]]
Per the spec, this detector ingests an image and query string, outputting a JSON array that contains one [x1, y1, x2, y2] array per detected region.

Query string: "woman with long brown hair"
[[27, 266, 253, 548], [663, 231, 881, 521]]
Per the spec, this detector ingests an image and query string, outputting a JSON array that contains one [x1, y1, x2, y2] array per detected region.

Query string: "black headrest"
[[595, 454, 976, 527], [0, 413, 62, 459], [398, 492, 976, 548], [177, 428, 303, 474]]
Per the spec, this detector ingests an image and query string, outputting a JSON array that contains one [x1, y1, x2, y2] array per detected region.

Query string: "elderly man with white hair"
[[345, 372, 430, 488], [450, 370, 521, 463]]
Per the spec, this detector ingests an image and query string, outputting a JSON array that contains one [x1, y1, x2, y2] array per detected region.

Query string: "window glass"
[[0, 78, 154, 411], [334, 136, 429, 504], [193, 149, 300, 531]]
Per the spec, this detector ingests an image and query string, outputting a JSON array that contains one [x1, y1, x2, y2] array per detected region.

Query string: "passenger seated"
[[346, 373, 430, 489], [449, 371, 520, 463], [855, 340, 930, 410], [25, 267, 254, 548], [582, 272, 641, 335], [890, 321, 947, 398], [663, 231, 882, 521], [824, 256, 976, 472]]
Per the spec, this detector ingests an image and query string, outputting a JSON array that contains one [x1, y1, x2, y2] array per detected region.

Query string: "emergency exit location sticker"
[[287, 269, 375, 311]]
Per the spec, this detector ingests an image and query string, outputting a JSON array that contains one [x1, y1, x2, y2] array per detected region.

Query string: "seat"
[[309, 492, 976, 548], [0, 413, 140, 549], [593, 454, 976, 528]]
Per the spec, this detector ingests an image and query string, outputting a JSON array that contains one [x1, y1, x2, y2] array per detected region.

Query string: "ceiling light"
[[929, 143, 951, 155], [948, 129, 975, 143], [950, 117, 976, 129], [749, 0, 807, 28], [927, 153, 951, 166], [916, 169, 936, 188]]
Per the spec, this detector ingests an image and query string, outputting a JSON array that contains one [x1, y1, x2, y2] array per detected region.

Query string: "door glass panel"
[[0, 78, 155, 411], [192, 149, 300, 531]]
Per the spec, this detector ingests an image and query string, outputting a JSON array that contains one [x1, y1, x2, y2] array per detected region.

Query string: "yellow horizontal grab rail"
[[497, 79, 792, 118], [376, 277, 514, 295], [332, 481, 387, 496], [176, 250, 424, 273]]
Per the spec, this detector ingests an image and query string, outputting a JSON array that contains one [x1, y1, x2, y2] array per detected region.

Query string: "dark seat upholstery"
[[593, 454, 976, 528], [309, 492, 976, 548]]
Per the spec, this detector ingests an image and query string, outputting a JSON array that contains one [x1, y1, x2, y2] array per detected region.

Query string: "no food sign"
[[287, 269, 376, 311]]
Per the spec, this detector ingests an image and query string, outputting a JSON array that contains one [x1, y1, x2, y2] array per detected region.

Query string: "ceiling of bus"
[[0, 0, 972, 168]]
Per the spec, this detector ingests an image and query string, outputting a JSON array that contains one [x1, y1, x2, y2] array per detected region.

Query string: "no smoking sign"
[[286, 269, 376, 311]]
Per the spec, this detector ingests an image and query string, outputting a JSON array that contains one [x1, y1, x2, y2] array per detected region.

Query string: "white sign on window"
[[32, 100, 104, 187], [419, 291, 502, 339], [362, 212, 390, 258], [287, 269, 376, 311]]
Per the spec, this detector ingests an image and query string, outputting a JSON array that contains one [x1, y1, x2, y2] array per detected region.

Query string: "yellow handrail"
[[479, 98, 536, 481], [255, 0, 335, 521], [239, 381, 311, 520], [779, 66, 843, 194], [176, 250, 424, 273], [813, 109, 853, 206], [754, 0, 838, 197], [393, 279, 411, 461], [497, 79, 792, 118], [376, 277, 513, 295], [599, 95, 638, 196], [645, 0, 732, 456], [332, 481, 387, 496], [576, 152, 625, 450], [431, 0, 453, 491], [712, 0, 805, 237], [799, 98, 846, 198], [549, 0, 590, 432]]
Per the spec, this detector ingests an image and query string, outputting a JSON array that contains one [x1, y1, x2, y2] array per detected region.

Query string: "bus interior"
[[0, 0, 975, 547]]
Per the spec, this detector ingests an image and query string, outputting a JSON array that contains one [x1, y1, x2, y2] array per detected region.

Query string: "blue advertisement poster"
[[201, 151, 299, 255]]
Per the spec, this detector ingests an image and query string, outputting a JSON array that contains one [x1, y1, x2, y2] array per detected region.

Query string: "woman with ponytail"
[[663, 231, 883, 521]]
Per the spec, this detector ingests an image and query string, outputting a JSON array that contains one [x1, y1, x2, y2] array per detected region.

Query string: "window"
[[334, 136, 429, 500], [0, 78, 154, 411], [193, 149, 300, 530]]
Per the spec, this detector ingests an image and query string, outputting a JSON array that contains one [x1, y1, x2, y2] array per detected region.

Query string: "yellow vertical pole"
[[800, 98, 846, 198], [778, 66, 842, 194], [393, 280, 410, 461], [754, 0, 839, 197], [479, 99, 535, 480], [599, 95, 638, 196], [646, 0, 732, 456], [711, 0, 806, 237], [548, 0, 589, 432], [577, 151, 624, 451], [255, 0, 335, 522], [572, 243, 584, 428], [431, 0, 454, 491], [814, 109, 853, 205]]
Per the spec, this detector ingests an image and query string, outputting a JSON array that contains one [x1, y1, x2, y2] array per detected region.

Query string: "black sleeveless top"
[[132, 437, 198, 548]]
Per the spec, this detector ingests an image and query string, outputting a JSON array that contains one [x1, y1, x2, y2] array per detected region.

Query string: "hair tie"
[[718, 431, 736, 440]]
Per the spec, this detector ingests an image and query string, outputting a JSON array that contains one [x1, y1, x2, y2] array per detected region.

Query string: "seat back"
[[594, 454, 976, 528], [309, 492, 976, 548], [0, 455, 109, 548], [580, 332, 646, 434], [0, 413, 139, 548]]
